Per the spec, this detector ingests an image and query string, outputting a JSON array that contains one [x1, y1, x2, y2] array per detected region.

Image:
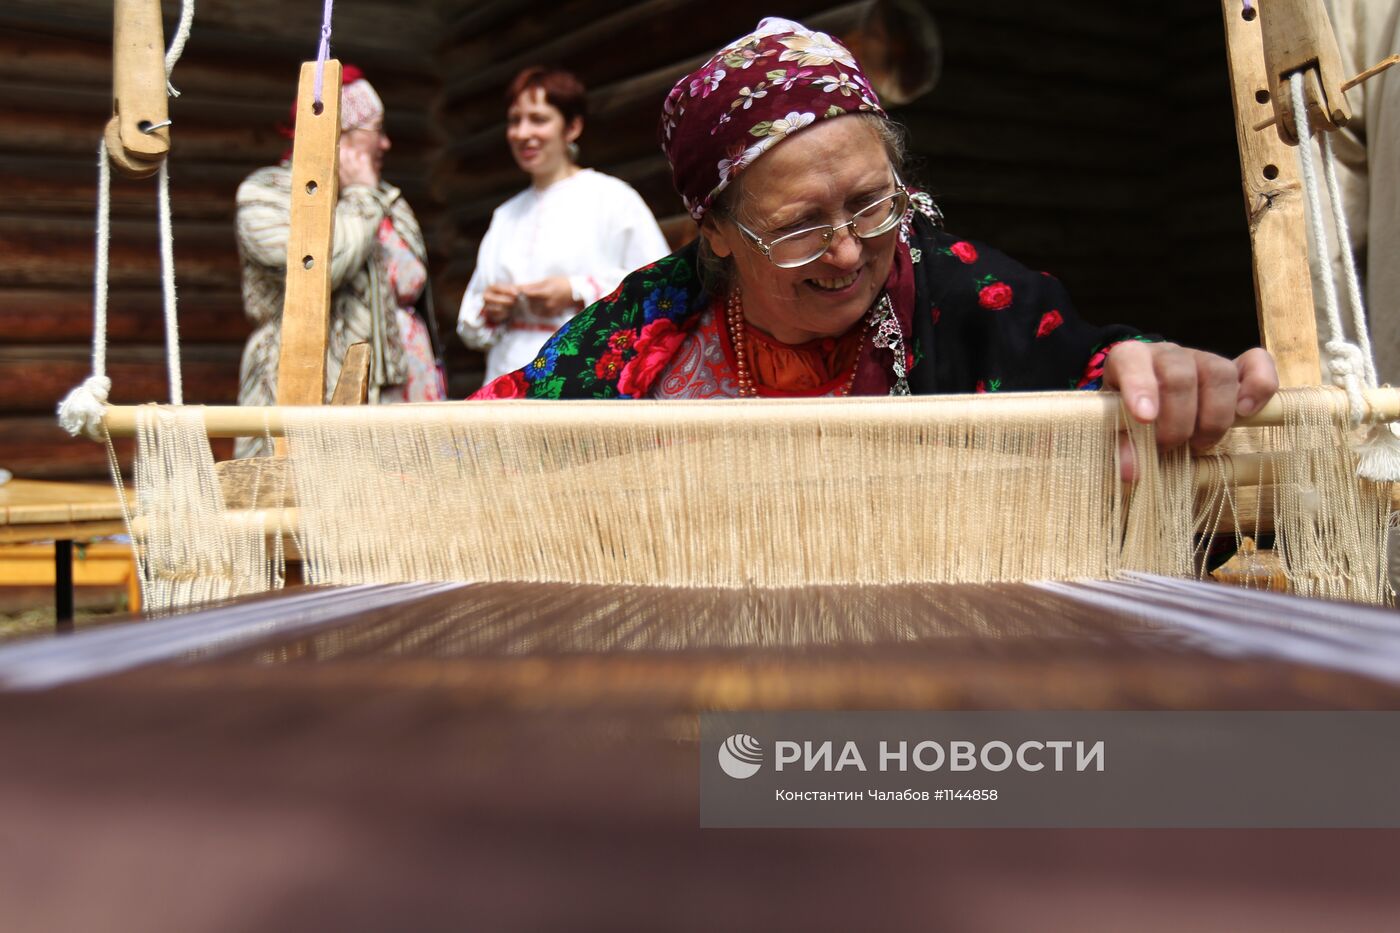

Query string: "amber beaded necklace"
[[725, 290, 870, 398]]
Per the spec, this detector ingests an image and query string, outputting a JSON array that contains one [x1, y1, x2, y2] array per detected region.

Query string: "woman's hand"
[[482, 284, 520, 324], [1105, 342, 1278, 481], [518, 276, 579, 315], [1104, 342, 1278, 450], [338, 142, 380, 190]]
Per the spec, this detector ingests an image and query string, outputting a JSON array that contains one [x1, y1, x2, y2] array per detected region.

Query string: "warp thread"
[[115, 391, 1393, 612]]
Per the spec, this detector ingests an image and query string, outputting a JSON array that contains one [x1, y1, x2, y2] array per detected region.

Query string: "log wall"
[[0, 1, 440, 480], [434, 0, 1258, 392]]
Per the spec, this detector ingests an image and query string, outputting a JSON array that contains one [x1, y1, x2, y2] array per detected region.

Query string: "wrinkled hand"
[[482, 284, 519, 324], [518, 276, 578, 316], [338, 142, 379, 190], [1105, 342, 1278, 480]]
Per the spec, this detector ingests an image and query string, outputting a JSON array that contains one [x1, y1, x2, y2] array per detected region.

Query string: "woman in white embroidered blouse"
[[456, 67, 670, 384]]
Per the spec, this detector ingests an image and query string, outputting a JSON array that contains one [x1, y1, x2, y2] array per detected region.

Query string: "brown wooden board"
[[1220, 0, 1322, 386], [274, 61, 341, 408], [2, 579, 1400, 927]]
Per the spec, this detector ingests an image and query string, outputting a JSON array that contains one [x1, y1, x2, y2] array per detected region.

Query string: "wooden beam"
[[275, 60, 341, 407], [101, 387, 1400, 439], [1219, 0, 1320, 387]]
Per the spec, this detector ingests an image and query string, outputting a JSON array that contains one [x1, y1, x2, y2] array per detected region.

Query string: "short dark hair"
[[506, 66, 587, 125]]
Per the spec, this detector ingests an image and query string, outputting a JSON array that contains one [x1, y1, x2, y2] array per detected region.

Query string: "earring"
[[567, 141, 580, 162]]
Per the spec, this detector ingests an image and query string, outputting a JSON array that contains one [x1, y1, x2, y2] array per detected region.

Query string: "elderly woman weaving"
[[474, 18, 1277, 451]]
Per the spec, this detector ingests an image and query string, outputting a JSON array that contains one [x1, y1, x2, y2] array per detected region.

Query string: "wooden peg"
[[1257, 0, 1352, 144], [1252, 54, 1400, 132], [108, 0, 170, 178], [275, 60, 343, 408], [330, 342, 372, 405]]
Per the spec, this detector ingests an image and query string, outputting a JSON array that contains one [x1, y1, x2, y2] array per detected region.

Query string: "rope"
[[59, 0, 196, 436], [1317, 129, 1377, 386], [1291, 73, 1366, 419], [91, 140, 111, 382], [163, 0, 196, 97], [57, 141, 113, 439], [312, 0, 336, 106], [157, 159, 184, 404], [1291, 71, 1400, 482], [158, 0, 195, 404]]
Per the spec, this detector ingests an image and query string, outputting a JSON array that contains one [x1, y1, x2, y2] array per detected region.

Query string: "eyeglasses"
[[732, 180, 910, 269]]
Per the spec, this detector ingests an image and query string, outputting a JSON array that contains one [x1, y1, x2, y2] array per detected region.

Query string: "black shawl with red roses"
[[473, 210, 1147, 400]]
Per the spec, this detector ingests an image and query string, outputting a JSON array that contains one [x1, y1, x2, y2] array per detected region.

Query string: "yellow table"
[[0, 479, 135, 630]]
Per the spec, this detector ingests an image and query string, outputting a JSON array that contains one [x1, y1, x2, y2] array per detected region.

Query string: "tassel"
[[56, 375, 111, 440], [1354, 422, 1400, 483]]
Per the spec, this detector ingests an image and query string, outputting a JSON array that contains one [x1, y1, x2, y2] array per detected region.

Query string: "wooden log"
[[0, 287, 249, 345], [439, 0, 799, 112], [437, 2, 855, 142], [0, 213, 240, 290], [275, 60, 342, 408], [0, 415, 232, 482], [0, 5, 441, 68], [0, 345, 241, 412]]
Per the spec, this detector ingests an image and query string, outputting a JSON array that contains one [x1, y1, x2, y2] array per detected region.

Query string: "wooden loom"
[[89, 1, 1400, 602], [34, 0, 1395, 657], [3, 4, 1400, 923]]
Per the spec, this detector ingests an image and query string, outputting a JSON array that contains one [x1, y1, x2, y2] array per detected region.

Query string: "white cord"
[[160, 1, 193, 403], [92, 139, 111, 381], [1317, 129, 1377, 387], [1291, 73, 1368, 420], [164, 0, 196, 97], [1292, 72, 1400, 482], [157, 158, 183, 404], [60, 0, 195, 437], [57, 140, 113, 439]]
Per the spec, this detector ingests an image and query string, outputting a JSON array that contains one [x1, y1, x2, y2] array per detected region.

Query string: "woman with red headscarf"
[[475, 19, 1277, 457], [234, 66, 445, 458]]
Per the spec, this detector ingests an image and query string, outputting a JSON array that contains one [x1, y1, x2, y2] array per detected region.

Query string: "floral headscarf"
[[339, 66, 385, 132], [659, 17, 887, 222], [280, 64, 385, 156]]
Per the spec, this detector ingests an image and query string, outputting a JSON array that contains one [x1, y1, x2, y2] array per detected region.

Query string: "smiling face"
[[701, 116, 900, 344], [506, 87, 582, 180]]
